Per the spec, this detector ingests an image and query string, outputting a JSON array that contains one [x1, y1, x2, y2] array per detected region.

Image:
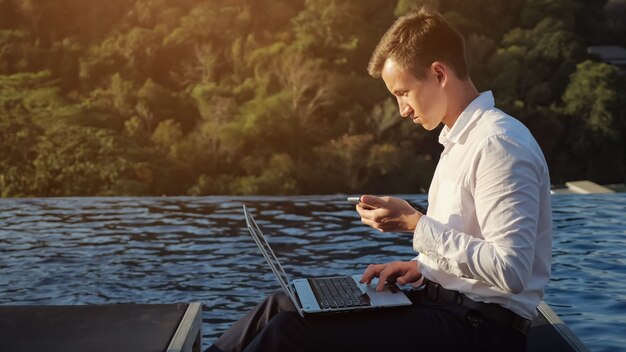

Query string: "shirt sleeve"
[[413, 134, 543, 294]]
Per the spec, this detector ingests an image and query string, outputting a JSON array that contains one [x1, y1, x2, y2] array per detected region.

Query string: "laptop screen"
[[243, 206, 300, 307]]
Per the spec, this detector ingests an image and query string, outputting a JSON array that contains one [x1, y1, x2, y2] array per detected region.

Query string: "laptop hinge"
[[289, 283, 305, 317]]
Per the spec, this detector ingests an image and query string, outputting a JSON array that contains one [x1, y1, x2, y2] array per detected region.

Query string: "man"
[[207, 7, 551, 352]]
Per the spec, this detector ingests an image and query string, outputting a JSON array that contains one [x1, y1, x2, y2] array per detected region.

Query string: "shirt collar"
[[438, 91, 495, 147]]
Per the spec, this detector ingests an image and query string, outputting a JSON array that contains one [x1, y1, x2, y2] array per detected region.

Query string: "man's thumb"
[[360, 195, 384, 208]]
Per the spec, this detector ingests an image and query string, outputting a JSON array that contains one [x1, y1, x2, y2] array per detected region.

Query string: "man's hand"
[[360, 261, 423, 291], [356, 195, 422, 233]]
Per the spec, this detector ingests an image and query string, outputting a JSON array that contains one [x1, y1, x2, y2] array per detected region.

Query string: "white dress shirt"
[[414, 91, 552, 320]]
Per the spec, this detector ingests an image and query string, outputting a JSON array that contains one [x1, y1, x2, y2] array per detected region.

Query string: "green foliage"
[[490, 18, 585, 111], [543, 60, 626, 184], [563, 60, 626, 140], [0, 111, 41, 197], [311, 133, 375, 193], [31, 125, 127, 196], [0, 70, 159, 196], [151, 119, 183, 151], [1, 0, 625, 197], [189, 153, 298, 195], [521, 0, 575, 29]]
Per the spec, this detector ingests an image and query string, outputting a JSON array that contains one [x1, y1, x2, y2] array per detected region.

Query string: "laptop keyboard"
[[309, 276, 370, 309]]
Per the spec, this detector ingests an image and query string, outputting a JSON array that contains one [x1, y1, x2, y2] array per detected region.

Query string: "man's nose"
[[399, 101, 412, 118]]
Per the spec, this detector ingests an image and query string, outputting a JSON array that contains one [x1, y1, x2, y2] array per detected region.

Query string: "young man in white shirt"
[[207, 7, 551, 352]]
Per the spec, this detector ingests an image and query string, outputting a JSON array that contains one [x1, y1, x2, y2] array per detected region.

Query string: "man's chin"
[[420, 122, 439, 131], [411, 117, 437, 130]]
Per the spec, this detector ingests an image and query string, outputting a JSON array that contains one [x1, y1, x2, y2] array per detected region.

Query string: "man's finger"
[[360, 195, 385, 209], [356, 205, 377, 219], [378, 221, 403, 231], [376, 265, 395, 291], [356, 205, 383, 222], [377, 262, 408, 291], [370, 209, 390, 223], [395, 262, 421, 285], [357, 202, 376, 211], [360, 264, 384, 284], [360, 218, 385, 232], [396, 271, 412, 285]]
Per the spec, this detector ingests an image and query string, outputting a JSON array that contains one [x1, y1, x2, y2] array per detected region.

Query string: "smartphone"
[[348, 196, 377, 210], [347, 196, 361, 204]]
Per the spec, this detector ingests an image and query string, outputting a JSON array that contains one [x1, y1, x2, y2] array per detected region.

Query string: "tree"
[[292, 0, 363, 67], [272, 51, 334, 131], [557, 60, 626, 182], [490, 18, 585, 112]]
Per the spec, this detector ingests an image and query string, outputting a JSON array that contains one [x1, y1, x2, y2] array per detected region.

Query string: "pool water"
[[1, 194, 625, 351]]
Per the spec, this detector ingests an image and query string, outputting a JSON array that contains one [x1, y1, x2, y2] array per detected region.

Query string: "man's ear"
[[430, 61, 447, 86]]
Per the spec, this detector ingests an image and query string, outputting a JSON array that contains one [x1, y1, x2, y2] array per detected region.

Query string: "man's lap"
[[213, 290, 526, 352], [247, 290, 475, 351]]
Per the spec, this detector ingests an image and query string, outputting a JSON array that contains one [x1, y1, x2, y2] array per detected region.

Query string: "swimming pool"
[[1, 194, 624, 351]]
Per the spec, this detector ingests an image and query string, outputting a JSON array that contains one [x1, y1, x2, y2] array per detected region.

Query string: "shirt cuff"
[[413, 215, 468, 279], [414, 254, 433, 286], [413, 214, 448, 256]]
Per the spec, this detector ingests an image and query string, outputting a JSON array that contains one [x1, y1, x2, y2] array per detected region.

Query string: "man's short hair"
[[367, 6, 468, 80]]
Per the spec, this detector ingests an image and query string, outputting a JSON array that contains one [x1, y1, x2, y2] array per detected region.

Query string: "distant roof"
[[587, 46, 626, 67]]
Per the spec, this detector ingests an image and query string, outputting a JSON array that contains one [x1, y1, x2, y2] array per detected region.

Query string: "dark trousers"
[[207, 289, 526, 352]]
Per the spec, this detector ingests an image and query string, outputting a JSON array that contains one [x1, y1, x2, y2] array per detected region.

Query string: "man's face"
[[381, 58, 446, 130]]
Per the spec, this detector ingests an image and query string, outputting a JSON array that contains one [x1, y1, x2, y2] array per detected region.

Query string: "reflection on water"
[[1, 194, 625, 352]]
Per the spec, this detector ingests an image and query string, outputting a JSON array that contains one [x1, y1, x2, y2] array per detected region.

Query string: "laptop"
[[243, 205, 412, 317]]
